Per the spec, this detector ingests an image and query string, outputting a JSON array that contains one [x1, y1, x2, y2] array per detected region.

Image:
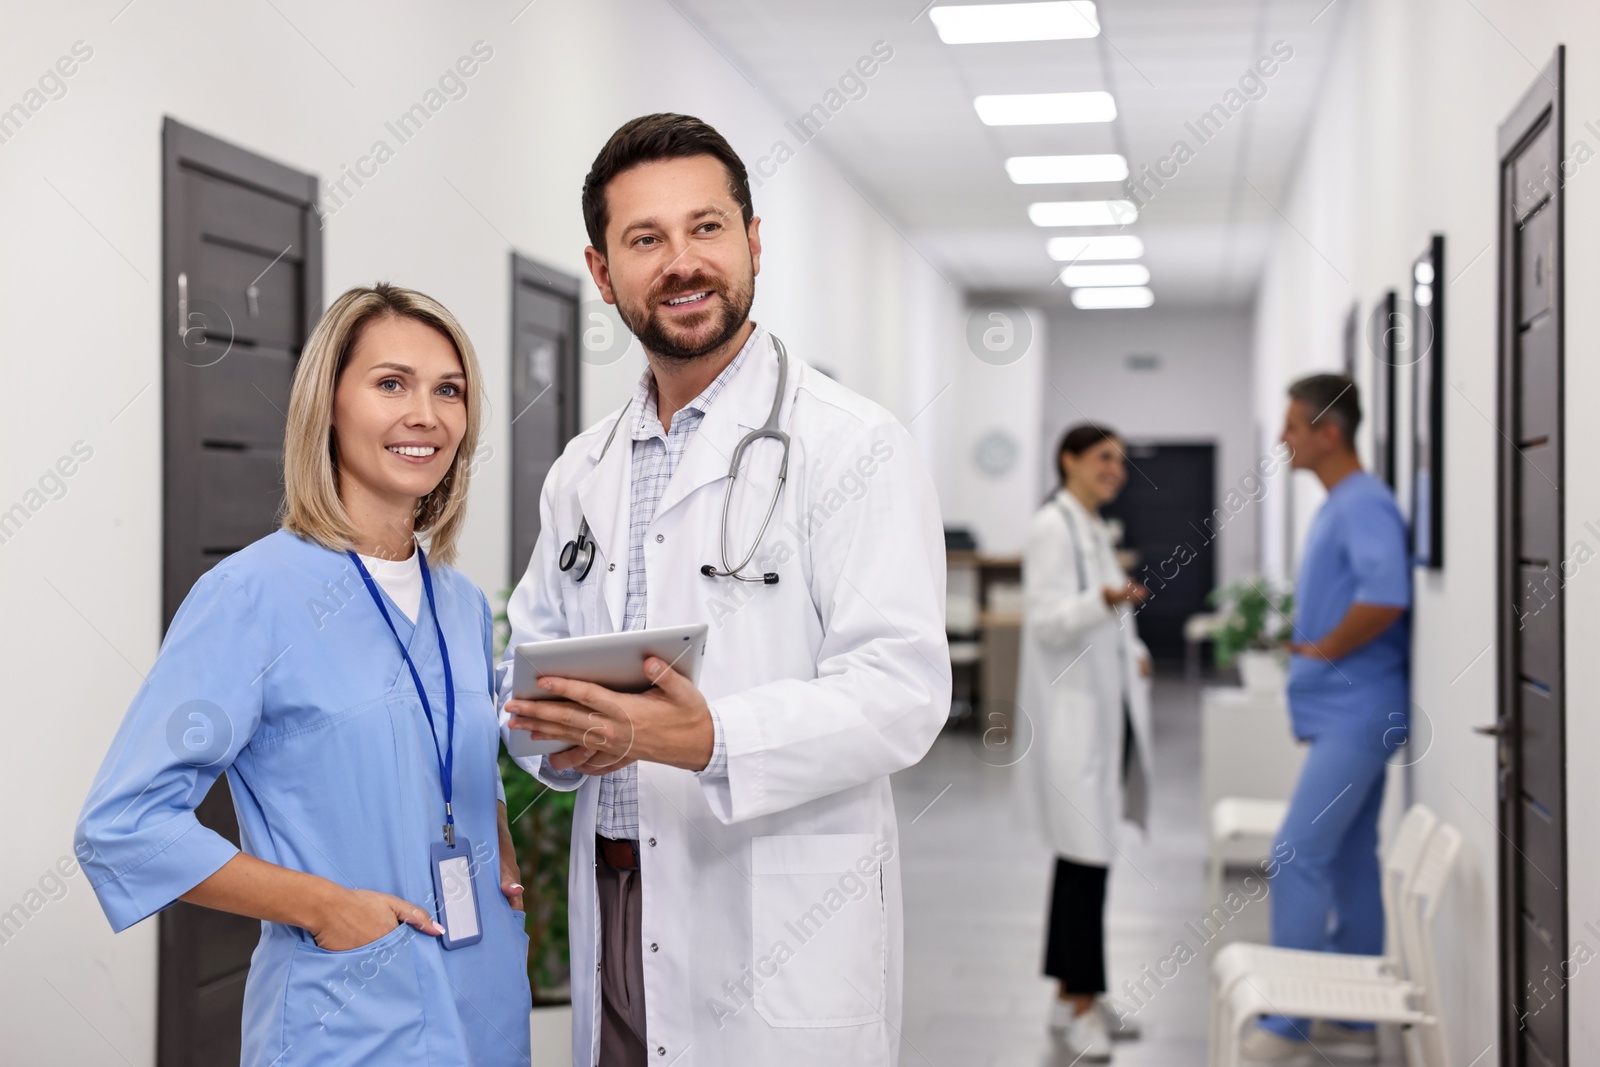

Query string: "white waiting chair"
[[1207, 797, 1290, 906], [1391, 822, 1460, 1067], [1213, 823, 1462, 1067], [1207, 804, 1438, 1065]]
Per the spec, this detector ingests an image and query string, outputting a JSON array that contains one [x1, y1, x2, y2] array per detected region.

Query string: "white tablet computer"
[[504, 623, 710, 757]]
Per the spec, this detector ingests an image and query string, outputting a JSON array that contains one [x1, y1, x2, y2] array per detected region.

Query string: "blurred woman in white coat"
[[1016, 423, 1154, 1062]]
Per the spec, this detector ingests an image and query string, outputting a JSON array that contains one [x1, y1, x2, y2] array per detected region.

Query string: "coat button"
[[657, 1048, 665, 1057], [648, 837, 657, 846], [650, 942, 659, 952], [608, 563, 616, 571], [655, 533, 664, 543]]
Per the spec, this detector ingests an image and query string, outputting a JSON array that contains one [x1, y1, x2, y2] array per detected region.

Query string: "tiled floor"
[[893, 675, 1402, 1067]]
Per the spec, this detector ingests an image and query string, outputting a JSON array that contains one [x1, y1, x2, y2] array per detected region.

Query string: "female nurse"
[[76, 284, 533, 1065], [1015, 423, 1155, 1062]]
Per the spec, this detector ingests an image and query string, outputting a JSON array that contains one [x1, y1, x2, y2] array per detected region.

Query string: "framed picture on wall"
[[1411, 236, 1445, 568], [1368, 289, 1399, 487]]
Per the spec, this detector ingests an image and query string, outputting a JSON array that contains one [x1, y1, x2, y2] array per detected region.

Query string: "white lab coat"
[[500, 329, 950, 1067], [1014, 490, 1153, 866]]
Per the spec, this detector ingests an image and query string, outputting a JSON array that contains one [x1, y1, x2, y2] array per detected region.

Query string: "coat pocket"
[[1046, 686, 1103, 786], [750, 833, 888, 1028], [282, 922, 428, 1062]]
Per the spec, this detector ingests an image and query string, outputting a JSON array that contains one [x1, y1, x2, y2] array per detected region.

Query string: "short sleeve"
[[74, 570, 270, 932], [1344, 490, 1411, 608]]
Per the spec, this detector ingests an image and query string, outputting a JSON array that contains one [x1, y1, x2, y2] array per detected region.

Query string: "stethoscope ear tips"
[[762, 573, 779, 585], [700, 564, 717, 578]]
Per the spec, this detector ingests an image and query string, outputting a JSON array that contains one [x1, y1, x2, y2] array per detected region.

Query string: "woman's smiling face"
[[331, 314, 467, 514], [1063, 437, 1128, 508]]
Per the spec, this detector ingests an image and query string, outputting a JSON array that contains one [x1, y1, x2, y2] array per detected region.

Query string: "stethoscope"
[[1050, 496, 1090, 594], [558, 334, 791, 586]]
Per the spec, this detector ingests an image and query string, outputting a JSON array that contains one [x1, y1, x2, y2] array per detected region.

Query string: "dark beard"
[[618, 272, 755, 363]]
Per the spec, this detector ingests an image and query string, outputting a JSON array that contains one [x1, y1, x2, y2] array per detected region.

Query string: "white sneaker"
[[1309, 1020, 1378, 1061], [1097, 994, 1141, 1040], [1056, 1004, 1112, 1062], [1239, 1026, 1313, 1065]]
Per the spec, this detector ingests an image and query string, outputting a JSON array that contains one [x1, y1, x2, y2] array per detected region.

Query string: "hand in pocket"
[[311, 887, 443, 951]]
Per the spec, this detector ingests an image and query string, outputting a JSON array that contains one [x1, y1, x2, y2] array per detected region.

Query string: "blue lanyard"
[[348, 547, 458, 845]]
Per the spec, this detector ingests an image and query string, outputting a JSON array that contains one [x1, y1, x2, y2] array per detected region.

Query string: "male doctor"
[[499, 113, 950, 1067]]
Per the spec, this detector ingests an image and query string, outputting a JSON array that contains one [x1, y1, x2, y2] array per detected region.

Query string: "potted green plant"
[[1207, 578, 1294, 691], [494, 594, 575, 1005]]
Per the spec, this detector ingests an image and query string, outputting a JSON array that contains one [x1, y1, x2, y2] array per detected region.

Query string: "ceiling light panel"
[[1046, 235, 1144, 261], [975, 91, 1116, 126], [930, 2, 1099, 44], [1070, 286, 1154, 309], [1005, 154, 1127, 184], [1060, 263, 1150, 287]]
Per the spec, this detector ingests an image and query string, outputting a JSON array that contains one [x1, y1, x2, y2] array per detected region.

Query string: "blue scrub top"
[[1287, 471, 1411, 744], [75, 529, 532, 1067]]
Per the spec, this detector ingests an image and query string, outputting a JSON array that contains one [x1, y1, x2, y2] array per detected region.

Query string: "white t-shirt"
[[357, 543, 422, 623]]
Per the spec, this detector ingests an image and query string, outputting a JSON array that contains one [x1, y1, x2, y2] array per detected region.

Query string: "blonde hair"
[[282, 283, 483, 566]]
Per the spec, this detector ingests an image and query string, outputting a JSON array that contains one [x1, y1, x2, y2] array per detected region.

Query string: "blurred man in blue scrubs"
[[1242, 374, 1410, 1065]]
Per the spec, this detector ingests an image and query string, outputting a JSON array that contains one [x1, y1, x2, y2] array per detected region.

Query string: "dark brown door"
[[1100, 442, 1216, 661], [1494, 47, 1566, 1067], [159, 117, 322, 1067], [509, 252, 580, 583]]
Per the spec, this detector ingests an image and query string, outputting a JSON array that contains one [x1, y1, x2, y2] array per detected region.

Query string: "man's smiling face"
[[586, 153, 761, 363]]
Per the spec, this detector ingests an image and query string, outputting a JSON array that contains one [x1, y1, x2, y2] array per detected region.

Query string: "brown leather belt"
[[597, 835, 640, 870]]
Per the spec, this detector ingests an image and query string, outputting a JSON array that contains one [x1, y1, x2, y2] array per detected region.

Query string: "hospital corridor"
[[5, 1, 1600, 1065]]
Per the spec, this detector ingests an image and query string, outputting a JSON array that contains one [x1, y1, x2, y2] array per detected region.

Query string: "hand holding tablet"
[[504, 624, 709, 758]]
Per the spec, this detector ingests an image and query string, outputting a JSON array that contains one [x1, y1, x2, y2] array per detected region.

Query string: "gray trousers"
[[596, 844, 646, 1067]]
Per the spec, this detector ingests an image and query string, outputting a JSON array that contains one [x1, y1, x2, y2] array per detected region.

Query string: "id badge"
[[429, 836, 483, 950]]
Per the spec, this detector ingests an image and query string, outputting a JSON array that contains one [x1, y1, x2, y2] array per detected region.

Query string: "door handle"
[[1474, 723, 1508, 737], [177, 271, 189, 340]]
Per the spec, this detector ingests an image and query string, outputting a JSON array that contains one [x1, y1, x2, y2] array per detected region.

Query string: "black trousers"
[[1043, 856, 1109, 993], [1042, 706, 1133, 993]]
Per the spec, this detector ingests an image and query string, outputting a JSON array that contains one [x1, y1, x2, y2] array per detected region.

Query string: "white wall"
[[1042, 304, 1258, 587], [932, 301, 1047, 555], [0, 3, 958, 1063], [1251, 0, 1600, 1058]]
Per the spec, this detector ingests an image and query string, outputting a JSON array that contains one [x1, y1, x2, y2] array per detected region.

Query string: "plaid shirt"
[[575, 329, 758, 839]]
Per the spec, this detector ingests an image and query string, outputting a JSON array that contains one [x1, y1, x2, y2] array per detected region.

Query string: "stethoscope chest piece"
[[558, 522, 598, 581]]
